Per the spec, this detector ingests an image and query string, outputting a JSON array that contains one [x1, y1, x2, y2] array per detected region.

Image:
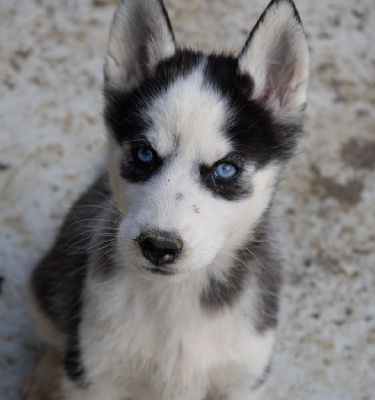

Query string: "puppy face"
[[103, 0, 309, 277], [106, 56, 283, 276]]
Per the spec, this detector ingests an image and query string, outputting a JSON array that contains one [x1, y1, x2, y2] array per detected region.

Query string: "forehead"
[[105, 50, 293, 168], [145, 62, 231, 163]]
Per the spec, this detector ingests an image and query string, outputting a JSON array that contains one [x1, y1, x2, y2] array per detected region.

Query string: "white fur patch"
[[145, 61, 232, 164], [78, 267, 275, 399]]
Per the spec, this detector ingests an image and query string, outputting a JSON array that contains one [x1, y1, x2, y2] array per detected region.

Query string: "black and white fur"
[[22, 0, 309, 399]]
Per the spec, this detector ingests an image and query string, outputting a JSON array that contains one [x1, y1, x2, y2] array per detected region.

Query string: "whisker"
[[66, 218, 121, 230], [93, 189, 125, 219], [85, 242, 118, 259], [222, 269, 238, 293], [73, 204, 122, 222], [76, 225, 119, 231], [86, 239, 117, 253], [68, 231, 118, 246], [221, 238, 268, 273], [94, 246, 122, 271], [67, 232, 116, 253]]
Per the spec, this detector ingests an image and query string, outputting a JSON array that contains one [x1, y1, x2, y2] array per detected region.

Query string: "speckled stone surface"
[[1, 1, 374, 399]]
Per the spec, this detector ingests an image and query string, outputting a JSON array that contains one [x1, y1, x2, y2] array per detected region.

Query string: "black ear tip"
[[238, 0, 304, 61], [156, 0, 176, 43]]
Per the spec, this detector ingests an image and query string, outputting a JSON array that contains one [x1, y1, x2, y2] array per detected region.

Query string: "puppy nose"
[[137, 231, 183, 267]]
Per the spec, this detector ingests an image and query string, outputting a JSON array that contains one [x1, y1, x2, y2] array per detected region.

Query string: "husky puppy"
[[22, 0, 309, 399]]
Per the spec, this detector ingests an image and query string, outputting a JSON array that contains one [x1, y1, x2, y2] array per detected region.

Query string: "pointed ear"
[[238, 0, 309, 120], [104, 0, 176, 91]]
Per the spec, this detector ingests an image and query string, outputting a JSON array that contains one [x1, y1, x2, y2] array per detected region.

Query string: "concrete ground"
[[1, 0, 374, 399]]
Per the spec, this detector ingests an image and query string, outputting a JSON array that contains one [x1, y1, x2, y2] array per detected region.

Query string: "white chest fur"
[[78, 268, 275, 399]]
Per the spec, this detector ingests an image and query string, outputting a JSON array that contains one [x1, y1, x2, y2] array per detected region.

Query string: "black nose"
[[137, 231, 183, 267]]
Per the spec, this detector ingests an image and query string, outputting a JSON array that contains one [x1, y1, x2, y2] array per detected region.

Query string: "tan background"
[[0, 0, 374, 399]]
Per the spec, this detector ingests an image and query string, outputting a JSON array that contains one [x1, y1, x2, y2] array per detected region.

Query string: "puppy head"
[[103, 0, 309, 277]]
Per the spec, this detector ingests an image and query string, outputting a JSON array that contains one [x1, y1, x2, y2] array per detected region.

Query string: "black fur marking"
[[88, 211, 120, 276], [65, 332, 87, 387], [0, 276, 4, 295], [251, 217, 282, 333], [120, 142, 164, 183], [32, 173, 115, 384], [199, 153, 252, 201], [157, 0, 176, 44], [104, 50, 204, 145], [201, 256, 250, 312], [203, 54, 302, 169], [105, 49, 301, 193], [201, 216, 281, 333], [252, 361, 272, 390]]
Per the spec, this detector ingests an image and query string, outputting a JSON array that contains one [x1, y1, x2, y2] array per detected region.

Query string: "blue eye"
[[214, 163, 238, 180], [137, 147, 154, 164]]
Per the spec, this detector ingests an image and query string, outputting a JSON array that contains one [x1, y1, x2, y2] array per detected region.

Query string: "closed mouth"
[[143, 265, 175, 276]]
